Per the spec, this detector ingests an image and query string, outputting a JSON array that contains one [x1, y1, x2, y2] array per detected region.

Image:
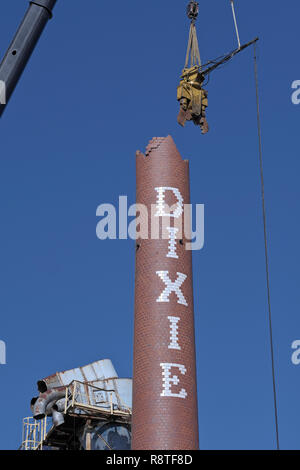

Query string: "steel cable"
[[253, 43, 280, 450]]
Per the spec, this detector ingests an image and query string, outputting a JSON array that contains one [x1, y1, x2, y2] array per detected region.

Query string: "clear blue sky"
[[0, 0, 299, 450]]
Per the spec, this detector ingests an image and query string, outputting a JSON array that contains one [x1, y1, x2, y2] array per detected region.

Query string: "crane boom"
[[201, 37, 259, 78], [0, 0, 57, 117]]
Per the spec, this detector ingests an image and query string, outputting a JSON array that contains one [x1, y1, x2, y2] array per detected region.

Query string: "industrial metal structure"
[[21, 360, 132, 450], [20, 417, 48, 450], [0, 0, 57, 117]]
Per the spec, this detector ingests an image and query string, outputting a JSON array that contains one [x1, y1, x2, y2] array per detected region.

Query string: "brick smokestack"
[[132, 136, 199, 450]]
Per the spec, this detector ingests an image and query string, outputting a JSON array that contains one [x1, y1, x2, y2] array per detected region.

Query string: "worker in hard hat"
[[177, 66, 209, 134]]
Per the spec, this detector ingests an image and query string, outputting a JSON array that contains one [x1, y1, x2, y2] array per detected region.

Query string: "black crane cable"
[[253, 43, 280, 450]]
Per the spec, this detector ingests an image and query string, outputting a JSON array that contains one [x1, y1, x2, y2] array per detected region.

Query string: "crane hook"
[[187, 1, 199, 22]]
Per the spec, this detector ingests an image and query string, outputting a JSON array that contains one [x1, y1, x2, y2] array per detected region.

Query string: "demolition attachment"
[[177, 1, 259, 134], [177, 1, 209, 134]]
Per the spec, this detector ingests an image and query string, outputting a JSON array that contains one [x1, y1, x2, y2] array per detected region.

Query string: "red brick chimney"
[[132, 136, 199, 450]]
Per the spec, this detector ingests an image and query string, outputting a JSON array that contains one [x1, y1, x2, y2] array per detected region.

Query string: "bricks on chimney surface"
[[132, 136, 199, 450]]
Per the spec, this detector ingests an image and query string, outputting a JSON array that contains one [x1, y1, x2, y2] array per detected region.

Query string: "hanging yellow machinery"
[[177, 1, 209, 134], [177, 1, 258, 135]]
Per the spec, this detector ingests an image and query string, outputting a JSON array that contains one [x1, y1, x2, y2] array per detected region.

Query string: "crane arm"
[[0, 0, 57, 117], [201, 37, 259, 78]]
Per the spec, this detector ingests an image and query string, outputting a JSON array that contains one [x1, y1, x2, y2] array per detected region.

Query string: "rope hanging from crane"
[[185, 2, 201, 69], [230, 0, 241, 49]]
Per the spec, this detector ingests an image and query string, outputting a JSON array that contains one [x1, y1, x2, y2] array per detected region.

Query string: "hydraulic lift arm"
[[0, 0, 57, 117]]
